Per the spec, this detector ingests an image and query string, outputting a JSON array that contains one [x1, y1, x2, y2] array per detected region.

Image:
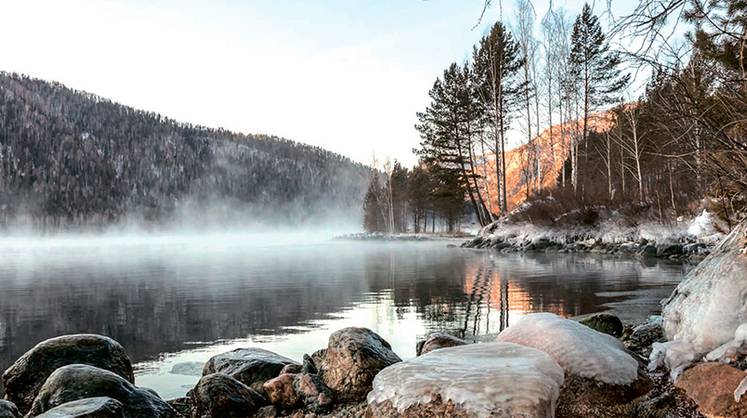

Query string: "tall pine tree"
[[472, 22, 524, 214], [569, 3, 629, 189]]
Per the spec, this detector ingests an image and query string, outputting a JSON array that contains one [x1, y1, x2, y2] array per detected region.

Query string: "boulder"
[[27, 364, 176, 418], [366, 342, 564, 418], [415, 332, 468, 356], [2, 334, 133, 414], [262, 373, 299, 409], [640, 245, 658, 258], [675, 362, 747, 417], [580, 313, 624, 338], [188, 373, 266, 418], [293, 373, 333, 413], [202, 348, 298, 392], [496, 313, 639, 385], [556, 374, 653, 418], [0, 401, 19, 418], [662, 219, 747, 362], [170, 361, 204, 376], [33, 397, 124, 418], [262, 372, 333, 413], [315, 327, 401, 402]]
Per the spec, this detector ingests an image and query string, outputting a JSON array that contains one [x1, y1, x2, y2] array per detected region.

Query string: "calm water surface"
[[0, 234, 689, 398]]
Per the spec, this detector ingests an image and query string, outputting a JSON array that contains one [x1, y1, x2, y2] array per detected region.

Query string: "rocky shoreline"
[[335, 232, 472, 242], [461, 229, 714, 262], [0, 312, 727, 418]]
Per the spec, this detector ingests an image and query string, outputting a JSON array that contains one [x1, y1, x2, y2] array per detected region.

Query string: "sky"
[[0, 0, 637, 166]]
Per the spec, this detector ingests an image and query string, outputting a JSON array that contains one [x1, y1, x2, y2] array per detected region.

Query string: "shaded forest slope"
[[0, 72, 369, 229]]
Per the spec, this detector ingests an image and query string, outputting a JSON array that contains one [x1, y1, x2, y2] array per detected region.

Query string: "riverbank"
[[335, 232, 473, 242], [460, 210, 725, 262]]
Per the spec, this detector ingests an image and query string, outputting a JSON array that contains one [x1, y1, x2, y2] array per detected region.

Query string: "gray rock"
[[2, 334, 133, 415], [170, 361, 204, 376], [315, 327, 401, 402], [202, 348, 298, 392], [0, 400, 19, 418], [640, 245, 658, 258], [656, 242, 683, 258], [27, 364, 176, 418], [415, 332, 468, 356], [33, 397, 124, 418], [188, 373, 266, 418]]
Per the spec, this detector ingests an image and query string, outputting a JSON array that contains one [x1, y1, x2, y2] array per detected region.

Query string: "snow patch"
[[367, 342, 564, 418], [496, 313, 639, 385]]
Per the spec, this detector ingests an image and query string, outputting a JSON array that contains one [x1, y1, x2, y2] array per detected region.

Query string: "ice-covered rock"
[[366, 342, 564, 418], [661, 219, 747, 362], [496, 313, 638, 385]]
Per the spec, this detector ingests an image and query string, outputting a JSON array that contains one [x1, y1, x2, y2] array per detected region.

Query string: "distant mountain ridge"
[[0, 72, 369, 229]]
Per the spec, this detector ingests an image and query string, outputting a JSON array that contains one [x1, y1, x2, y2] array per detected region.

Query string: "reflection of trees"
[[0, 243, 684, 386]]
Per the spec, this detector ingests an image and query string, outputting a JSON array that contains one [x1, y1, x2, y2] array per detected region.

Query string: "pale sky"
[[0, 0, 636, 166]]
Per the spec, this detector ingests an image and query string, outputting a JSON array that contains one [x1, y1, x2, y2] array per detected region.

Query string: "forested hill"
[[0, 72, 369, 229]]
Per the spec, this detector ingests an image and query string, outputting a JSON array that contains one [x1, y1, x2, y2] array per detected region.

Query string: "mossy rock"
[[580, 313, 624, 338]]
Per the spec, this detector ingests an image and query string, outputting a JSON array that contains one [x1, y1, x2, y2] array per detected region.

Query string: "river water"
[[0, 234, 689, 398]]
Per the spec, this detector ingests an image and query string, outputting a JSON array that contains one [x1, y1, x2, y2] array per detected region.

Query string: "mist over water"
[[0, 235, 689, 399]]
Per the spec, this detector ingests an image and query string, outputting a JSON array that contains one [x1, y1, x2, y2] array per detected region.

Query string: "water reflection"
[[0, 236, 688, 398]]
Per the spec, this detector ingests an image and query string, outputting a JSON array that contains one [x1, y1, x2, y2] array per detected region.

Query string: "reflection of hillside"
[[0, 241, 685, 387]]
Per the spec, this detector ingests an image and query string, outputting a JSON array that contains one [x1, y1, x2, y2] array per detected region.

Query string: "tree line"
[[0, 72, 370, 229], [363, 0, 747, 233]]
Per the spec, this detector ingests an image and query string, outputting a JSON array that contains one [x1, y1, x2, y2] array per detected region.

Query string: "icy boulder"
[[496, 313, 638, 385], [661, 219, 747, 359], [366, 342, 564, 418]]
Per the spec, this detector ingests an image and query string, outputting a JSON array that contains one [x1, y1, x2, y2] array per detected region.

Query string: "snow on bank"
[[655, 219, 747, 375], [496, 313, 639, 385], [475, 209, 725, 248], [368, 342, 564, 417]]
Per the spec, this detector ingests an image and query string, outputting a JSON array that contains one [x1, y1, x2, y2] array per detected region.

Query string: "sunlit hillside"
[[478, 112, 614, 214]]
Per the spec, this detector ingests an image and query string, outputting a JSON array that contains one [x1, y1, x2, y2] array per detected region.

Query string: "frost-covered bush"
[[496, 313, 639, 385], [367, 342, 564, 418]]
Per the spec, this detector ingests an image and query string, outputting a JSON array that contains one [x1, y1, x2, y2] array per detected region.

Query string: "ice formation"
[[496, 313, 638, 385], [648, 340, 698, 380], [661, 220, 747, 359], [735, 376, 747, 402], [367, 342, 564, 418]]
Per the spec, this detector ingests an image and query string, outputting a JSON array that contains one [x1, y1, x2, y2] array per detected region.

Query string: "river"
[[0, 233, 689, 398]]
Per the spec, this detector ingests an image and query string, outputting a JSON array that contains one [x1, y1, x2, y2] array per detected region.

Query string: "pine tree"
[[472, 22, 524, 213], [569, 3, 630, 192], [363, 172, 385, 233], [416, 63, 489, 226]]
